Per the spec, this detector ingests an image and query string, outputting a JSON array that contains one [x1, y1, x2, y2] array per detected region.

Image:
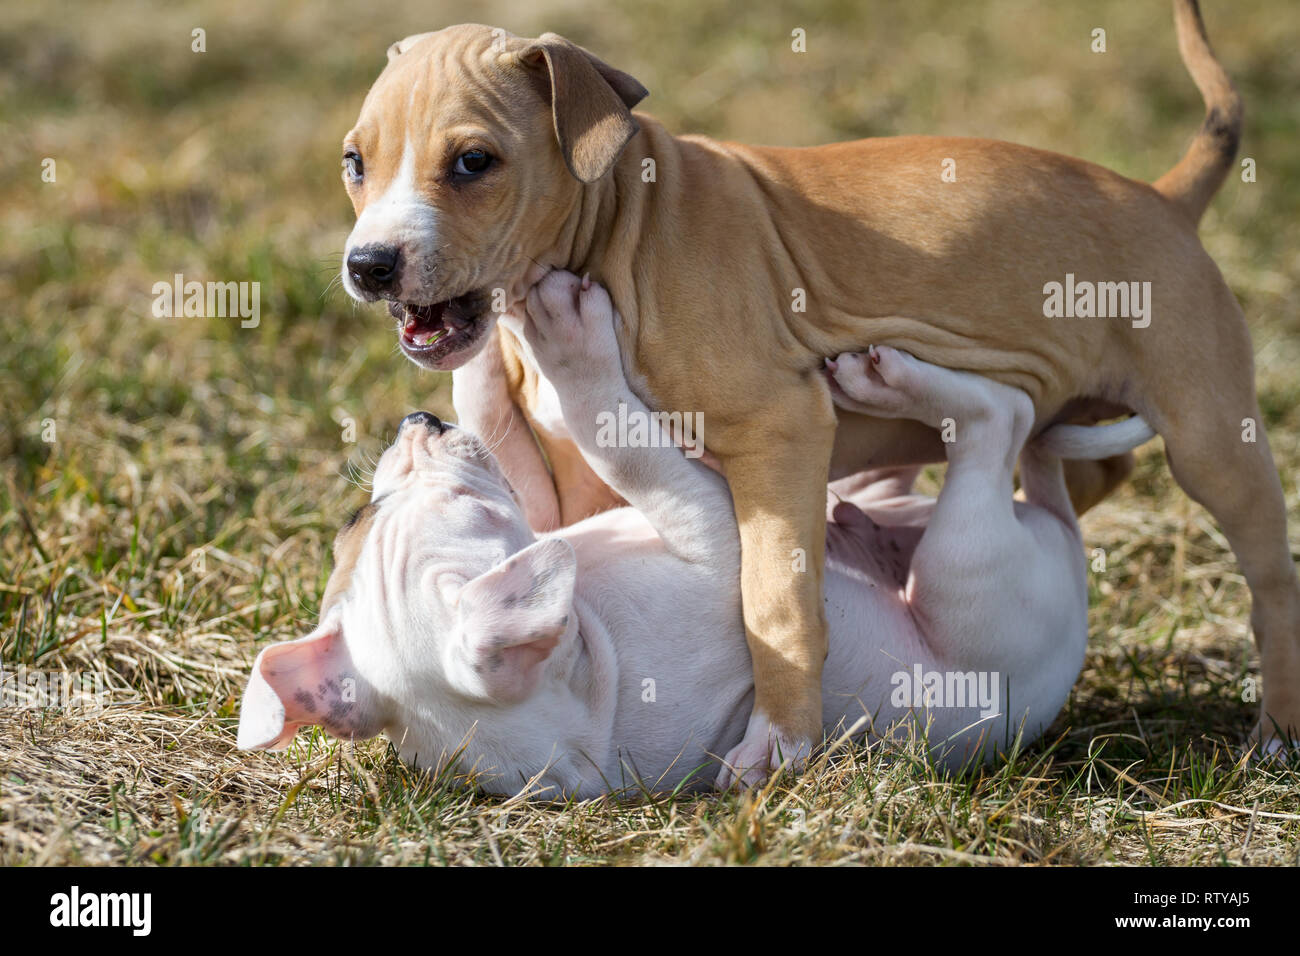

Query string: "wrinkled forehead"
[[318, 481, 520, 613], [352, 26, 539, 143]]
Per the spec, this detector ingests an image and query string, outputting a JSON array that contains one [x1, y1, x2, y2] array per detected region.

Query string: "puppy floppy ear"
[[387, 32, 434, 61], [515, 33, 648, 183], [450, 537, 578, 701], [237, 620, 385, 751]]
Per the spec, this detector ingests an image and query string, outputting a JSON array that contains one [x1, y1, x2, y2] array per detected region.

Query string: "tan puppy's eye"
[[452, 149, 493, 177], [342, 149, 364, 182]]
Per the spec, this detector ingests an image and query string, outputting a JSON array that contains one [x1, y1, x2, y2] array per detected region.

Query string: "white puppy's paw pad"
[[534, 271, 584, 333], [577, 278, 616, 324], [523, 270, 621, 375], [827, 346, 924, 417], [865, 345, 924, 390]]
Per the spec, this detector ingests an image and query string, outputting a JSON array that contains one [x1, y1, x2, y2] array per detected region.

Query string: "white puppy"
[[238, 271, 1152, 795]]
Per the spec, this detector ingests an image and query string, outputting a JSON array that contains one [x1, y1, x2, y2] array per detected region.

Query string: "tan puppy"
[[459, 313, 1134, 530], [339, 1, 1300, 778]]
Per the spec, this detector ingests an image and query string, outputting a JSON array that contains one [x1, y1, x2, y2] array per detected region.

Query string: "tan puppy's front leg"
[[716, 384, 837, 789]]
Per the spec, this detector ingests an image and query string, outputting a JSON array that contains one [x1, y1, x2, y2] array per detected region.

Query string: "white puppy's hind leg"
[[828, 346, 1035, 553], [828, 347, 1086, 762], [828, 346, 1032, 474], [829, 466, 922, 506]]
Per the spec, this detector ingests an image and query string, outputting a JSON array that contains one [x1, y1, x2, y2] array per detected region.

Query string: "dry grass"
[[2, 0, 1299, 865]]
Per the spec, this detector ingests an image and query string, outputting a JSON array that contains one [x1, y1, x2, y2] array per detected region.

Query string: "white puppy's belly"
[[817, 500, 1088, 768], [499, 495, 1086, 792]]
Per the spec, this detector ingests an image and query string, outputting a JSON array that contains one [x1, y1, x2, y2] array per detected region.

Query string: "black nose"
[[347, 244, 400, 296], [398, 411, 444, 436]]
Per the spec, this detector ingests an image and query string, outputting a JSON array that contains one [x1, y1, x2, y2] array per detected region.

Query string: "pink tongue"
[[402, 311, 439, 339], [401, 303, 460, 344]]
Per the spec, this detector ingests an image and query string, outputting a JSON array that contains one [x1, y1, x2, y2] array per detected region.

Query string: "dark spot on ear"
[[294, 690, 317, 715], [560, 615, 569, 627], [325, 699, 356, 729], [519, 567, 558, 607], [889, 540, 900, 553]]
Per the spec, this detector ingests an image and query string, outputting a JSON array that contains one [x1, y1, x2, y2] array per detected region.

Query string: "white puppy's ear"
[[450, 538, 578, 701], [515, 33, 649, 183], [237, 620, 385, 751], [387, 32, 434, 62]]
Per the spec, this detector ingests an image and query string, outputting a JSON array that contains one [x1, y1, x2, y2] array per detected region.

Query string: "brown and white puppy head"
[[237, 412, 579, 756], [339, 23, 648, 372]]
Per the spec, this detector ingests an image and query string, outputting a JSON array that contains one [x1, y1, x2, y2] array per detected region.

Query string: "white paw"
[[716, 711, 813, 790], [825, 345, 923, 418], [522, 269, 621, 379]]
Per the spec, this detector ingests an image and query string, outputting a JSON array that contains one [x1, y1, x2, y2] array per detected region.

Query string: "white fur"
[[341, 137, 439, 303], [240, 272, 1151, 797]]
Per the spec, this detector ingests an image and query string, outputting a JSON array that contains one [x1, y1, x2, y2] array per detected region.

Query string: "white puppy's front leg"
[[523, 271, 736, 569], [452, 330, 561, 532]]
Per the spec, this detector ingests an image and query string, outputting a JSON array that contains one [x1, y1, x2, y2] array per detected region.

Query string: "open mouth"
[[389, 292, 490, 370]]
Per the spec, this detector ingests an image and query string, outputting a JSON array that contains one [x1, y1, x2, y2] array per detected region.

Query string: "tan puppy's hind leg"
[[1136, 295, 1300, 748], [1160, 407, 1300, 748], [716, 385, 837, 790]]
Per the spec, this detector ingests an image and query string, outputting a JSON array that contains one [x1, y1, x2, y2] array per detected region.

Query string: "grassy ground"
[[2, 0, 1299, 865]]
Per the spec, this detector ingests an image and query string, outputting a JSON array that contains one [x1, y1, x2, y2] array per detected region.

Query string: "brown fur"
[[322, 501, 379, 612], [348, 3, 1298, 753]]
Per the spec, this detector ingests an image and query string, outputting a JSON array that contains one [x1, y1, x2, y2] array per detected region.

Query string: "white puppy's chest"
[[426, 497, 1089, 797]]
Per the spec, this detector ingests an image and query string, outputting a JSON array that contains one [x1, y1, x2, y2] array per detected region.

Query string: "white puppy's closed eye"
[[445, 537, 578, 702]]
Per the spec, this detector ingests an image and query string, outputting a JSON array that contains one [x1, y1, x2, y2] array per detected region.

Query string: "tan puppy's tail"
[[1152, 0, 1243, 224]]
